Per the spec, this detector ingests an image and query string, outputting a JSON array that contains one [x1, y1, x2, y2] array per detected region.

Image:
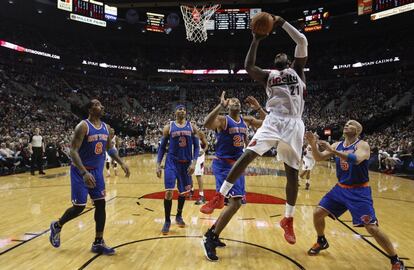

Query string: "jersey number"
[[340, 159, 349, 171], [233, 135, 244, 147], [290, 85, 300, 96], [179, 136, 187, 147], [95, 142, 103, 155]]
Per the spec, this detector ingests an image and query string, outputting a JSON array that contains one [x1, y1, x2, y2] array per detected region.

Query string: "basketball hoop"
[[180, 4, 220, 43]]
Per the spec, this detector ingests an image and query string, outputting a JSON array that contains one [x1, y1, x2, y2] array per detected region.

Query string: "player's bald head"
[[345, 120, 363, 136]]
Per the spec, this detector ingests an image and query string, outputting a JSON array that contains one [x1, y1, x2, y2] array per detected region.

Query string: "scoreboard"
[[207, 8, 261, 31], [373, 0, 414, 12], [145, 12, 165, 33], [57, 0, 118, 27], [370, 0, 414, 20], [303, 7, 326, 32], [73, 0, 104, 20]]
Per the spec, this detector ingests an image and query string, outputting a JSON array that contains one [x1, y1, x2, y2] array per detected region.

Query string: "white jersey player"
[[300, 144, 315, 190], [106, 131, 118, 177], [190, 121, 209, 205], [202, 15, 308, 246]]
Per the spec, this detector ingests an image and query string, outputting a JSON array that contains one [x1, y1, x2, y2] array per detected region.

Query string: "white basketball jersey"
[[112, 135, 117, 149], [304, 145, 313, 160], [265, 68, 305, 117]]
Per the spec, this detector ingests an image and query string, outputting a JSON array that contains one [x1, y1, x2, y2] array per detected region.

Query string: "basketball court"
[[1, 155, 413, 269]]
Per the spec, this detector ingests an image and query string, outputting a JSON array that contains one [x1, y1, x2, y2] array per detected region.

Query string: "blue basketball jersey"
[[77, 119, 109, 169], [215, 115, 247, 160], [167, 121, 194, 162], [335, 140, 369, 185]]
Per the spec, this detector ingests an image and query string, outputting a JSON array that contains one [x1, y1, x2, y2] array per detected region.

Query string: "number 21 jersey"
[[265, 68, 305, 117]]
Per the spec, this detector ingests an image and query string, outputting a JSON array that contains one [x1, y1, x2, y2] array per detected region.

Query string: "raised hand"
[[245, 96, 261, 110], [220, 91, 229, 108]]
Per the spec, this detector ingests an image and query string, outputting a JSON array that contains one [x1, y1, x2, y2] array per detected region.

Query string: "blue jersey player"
[[305, 120, 405, 270], [49, 99, 130, 255], [156, 104, 200, 235], [201, 92, 265, 261]]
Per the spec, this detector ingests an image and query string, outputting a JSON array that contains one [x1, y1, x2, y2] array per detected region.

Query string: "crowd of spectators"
[[0, 56, 413, 175]]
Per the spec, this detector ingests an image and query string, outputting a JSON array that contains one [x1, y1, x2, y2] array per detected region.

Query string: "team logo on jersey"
[[340, 158, 349, 171], [268, 73, 298, 87], [360, 215, 372, 224], [248, 140, 257, 147]]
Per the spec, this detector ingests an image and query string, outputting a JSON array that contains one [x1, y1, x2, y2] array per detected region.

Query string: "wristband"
[[347, 153, 357, 164]]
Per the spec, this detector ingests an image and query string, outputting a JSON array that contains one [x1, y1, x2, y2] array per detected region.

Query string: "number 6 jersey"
[[265, 68, 305, 117]]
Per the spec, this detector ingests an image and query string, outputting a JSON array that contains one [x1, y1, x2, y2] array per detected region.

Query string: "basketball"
[[251, 12, 274, 35]]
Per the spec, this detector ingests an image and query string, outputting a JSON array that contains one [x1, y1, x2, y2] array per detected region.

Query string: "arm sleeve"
[[281, 21, 308, 58], [192, 136, 200, 161], [157, 137, 168, 164]]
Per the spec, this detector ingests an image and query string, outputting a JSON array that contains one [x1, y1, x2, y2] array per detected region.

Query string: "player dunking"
[[156, 105, 200, 235], [190, 120, 209, 205], [201, 93, 265, 261], [305, 121, 405, 270], [201, 16, 308, 245], [49, 99, 130, 255]]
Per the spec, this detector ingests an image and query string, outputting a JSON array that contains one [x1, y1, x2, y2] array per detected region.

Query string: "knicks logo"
[[360, 215, 372, 224], [248, 140, 257, 147], [340, 159, 349, 171]]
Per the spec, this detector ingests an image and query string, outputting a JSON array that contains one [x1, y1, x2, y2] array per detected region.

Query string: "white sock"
[[199, 191, 204, 197], [219, 180, 233, 196], [306, 179, 310, 184], [285, 203, 295, 217]]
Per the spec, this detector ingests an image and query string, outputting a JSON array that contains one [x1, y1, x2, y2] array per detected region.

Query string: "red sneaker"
[[200, 192, 225, 214], [280, 217, 296, 244]]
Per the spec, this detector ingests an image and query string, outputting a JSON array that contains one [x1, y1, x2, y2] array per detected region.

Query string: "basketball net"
[[180, 4, 220, 43]]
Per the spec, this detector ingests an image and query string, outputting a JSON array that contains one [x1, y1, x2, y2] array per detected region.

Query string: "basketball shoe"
[[161, 221, 171, 235], [202, 229, 219, 261], [175, 216, 186, 228], [195, 196, 206, 205], [392, 260, 405, 270], [91, 240, 115, 255], [280, 217, 296, 244], [307, 241, 329, 255], [49, 221, 61, 248], [200, 192, 224, 214]]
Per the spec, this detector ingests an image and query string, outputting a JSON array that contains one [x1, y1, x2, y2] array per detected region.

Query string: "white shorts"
[[246, 113, 304, 170], [195, 154, 205, 176], [105, 151, 117, 164], [302, 157, 315, 171]]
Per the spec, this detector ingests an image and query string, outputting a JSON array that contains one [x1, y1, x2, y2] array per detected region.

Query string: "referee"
[[30, 128, 45, 175]]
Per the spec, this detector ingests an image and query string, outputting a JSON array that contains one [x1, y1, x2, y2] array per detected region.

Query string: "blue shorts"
[[70, 166, 106, 205], [164, 157, 192, 194], [319, 184, 377, 227], [212, 158, 245, 198]]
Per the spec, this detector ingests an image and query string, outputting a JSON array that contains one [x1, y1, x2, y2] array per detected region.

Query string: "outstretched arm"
[[203, 91, 228, 131], [244, 33, 270, 87], [245, 96, 267, 120], [319, 140, 370, 165], [305, 131, 334, 161], [275, 16, 308, 82]]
